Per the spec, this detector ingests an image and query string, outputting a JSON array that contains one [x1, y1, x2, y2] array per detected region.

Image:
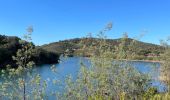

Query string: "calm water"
[[0, 57, 167, 98], [34, 57, 166, 92]]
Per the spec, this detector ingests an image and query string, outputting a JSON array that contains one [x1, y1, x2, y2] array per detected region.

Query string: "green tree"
[[160, 38, 170, 92], [0, 27, 47, 100], [58, 23, 152, 100]]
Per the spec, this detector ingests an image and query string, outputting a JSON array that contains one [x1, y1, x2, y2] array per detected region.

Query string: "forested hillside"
[[41, 37, 165, 59], [0, 34, 165, 68], [0, 35, 59, 68]]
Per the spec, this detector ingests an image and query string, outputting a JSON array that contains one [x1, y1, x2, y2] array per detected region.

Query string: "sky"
[[0, 0, 170, 45]]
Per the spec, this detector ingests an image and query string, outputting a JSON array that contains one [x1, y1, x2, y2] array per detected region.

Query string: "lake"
[[34, 57, 166, 92], [0, 57, 167, 98]]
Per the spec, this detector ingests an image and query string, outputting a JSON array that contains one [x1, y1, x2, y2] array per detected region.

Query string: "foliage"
[[31, 47, 59, 65], [160, 39, 170, 92], [0, 24, 169, 100], [58, 24, 153, 100], [0, 27, 48, 100], [0, 34, 59, 69], [42, 36, 165, 60], [143, 87, 158, 99], [0, 35, 21, 68]]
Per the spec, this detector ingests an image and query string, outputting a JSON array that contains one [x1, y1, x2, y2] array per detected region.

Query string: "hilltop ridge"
[[0, 34, 165, 69], [41, 37, 165, 58]]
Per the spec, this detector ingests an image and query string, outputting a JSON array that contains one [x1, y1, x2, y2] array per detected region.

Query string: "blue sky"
[[0, 0, 170, 45]]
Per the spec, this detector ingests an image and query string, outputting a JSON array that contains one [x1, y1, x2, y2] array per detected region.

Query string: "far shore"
[[120, 59, 162, 63], [64, 55, 163, 63], [80, 56, 163, 63]]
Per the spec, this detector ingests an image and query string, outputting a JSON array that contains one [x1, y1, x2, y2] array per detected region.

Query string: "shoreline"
[[80, 56, 162, 63], [120, 59, 162, 63], [63, 56, 163, 63]]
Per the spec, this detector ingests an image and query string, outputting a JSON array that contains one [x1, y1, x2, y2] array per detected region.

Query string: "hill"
[[0, 35, 165, 68], [41, 38, 165, 59], [0, 35, 59, 68]]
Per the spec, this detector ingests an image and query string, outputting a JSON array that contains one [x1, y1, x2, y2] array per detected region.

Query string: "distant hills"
[[0, 35, 165, 68], [0, 35, 59, 68], [41, 38, 165, 58]]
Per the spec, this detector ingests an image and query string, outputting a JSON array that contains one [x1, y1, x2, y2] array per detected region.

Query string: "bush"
[[58, 24, 152, 100]]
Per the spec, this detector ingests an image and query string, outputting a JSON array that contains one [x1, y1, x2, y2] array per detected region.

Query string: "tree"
[[58, 23, 152, 100], [12, 26, 34, 100], [0, 35, 6, 45], [0, 27, 47, 100], [160, 38, 170, 92]]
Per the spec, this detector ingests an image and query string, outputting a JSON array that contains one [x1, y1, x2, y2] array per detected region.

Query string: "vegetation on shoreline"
[[0, 28, 49, 99], [42, 37, 165, 60], [0, 34, 59, 69], [0, 28, 165, 69]]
